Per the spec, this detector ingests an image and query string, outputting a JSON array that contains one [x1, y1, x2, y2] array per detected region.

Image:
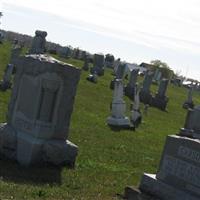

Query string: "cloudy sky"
[[1, 0, 200, 79]]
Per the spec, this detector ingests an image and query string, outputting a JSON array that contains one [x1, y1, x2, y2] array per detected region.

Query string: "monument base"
[[139, 173, 198, 200], [107, 116, 130, 127], [0, 123, 78, 166], [151, 95, 168, 111]]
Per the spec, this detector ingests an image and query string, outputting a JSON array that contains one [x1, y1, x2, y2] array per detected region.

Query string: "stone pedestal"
[[139, 135, 200, 200], [0, 54, 80, 166], [107, 79, 130, 127], [90, 53, 104, 76]]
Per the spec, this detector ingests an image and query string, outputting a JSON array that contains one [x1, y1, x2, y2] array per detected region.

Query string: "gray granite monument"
[[152, 79, 169, 110], [183, 86, 194, 109], [110, 63, 126, 90], [125, 69, 139, 100], [0, 54, 80, 166], [29, 30, 47, 54], [82, 55, 89, 71], [107, 79, 130, 127], [90, 53, 105, 76], [130, 84, 142, 128], [139, 71, 154, 105], [126, 105, 200, 200]]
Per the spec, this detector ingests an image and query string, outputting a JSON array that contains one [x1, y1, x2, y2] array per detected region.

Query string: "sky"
[[1, 0, 200, 80]]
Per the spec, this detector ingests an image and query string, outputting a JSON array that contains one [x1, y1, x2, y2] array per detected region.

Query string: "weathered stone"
[[179, 105, 200, 138], [183, 87, 194, 109], [139, 135, 200, 200], [107, 79, 130, 127], [29, 30, 47, 54], [125, 69, 139, 100], [139, 71, 154, 105], [152, 79, 169, 110], [82, 55, 89, 71], [0, 54, 80, 166], [90, 53, 105, 76], [130, 84, 142, 128]]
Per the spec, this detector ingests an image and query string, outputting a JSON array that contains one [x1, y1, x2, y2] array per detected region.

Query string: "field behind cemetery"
[[0, 41, 200, 200]]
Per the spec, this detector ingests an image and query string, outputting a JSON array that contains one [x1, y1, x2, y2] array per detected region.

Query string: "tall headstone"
[[82, 54, 89, 71], [153, 68, 162, 83], [29, 30, 47, 54], [0, 54, 81, 166], [110, 63, 126, 90], [130, 84, 142, 128], [128, 105, 200, 200], [125, 69, 139, 100], [107, 79, 130, 127], [139, 71, 154, 105], [152, 79, 169, 110], [183, 86, 194, 109], [90, 53, 105, 76]]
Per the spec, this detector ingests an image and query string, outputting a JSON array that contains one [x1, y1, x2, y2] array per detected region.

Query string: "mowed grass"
[[0, 41, 200, 200]]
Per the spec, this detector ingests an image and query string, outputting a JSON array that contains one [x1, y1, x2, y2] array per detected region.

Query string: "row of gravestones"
[[110, 63, 169, 111], [1, 30, 200, 200]]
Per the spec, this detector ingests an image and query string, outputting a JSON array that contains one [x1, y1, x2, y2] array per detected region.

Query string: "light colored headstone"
[[107, 79, 130, 127], [0, 54, 81, 166]]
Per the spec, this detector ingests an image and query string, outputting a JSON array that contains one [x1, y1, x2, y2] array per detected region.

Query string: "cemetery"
[[0, 38, 200, 200], [0, 5, 200, 197]]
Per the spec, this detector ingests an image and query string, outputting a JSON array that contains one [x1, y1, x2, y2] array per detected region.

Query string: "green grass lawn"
[[0, 41, 200, 200]]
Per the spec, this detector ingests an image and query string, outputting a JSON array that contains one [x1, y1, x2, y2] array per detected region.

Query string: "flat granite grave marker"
[[0, 54, 81, 166]]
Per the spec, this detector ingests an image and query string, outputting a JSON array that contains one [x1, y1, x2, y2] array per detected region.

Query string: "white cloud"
[[2, 0, 200, 79]]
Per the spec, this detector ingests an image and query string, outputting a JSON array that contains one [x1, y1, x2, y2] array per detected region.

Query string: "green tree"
[[150, 59, 174, 79]]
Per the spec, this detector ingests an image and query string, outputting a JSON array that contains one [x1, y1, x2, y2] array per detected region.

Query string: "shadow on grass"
[[0, 157, 63, 185], [108, 125, 135, 132]]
